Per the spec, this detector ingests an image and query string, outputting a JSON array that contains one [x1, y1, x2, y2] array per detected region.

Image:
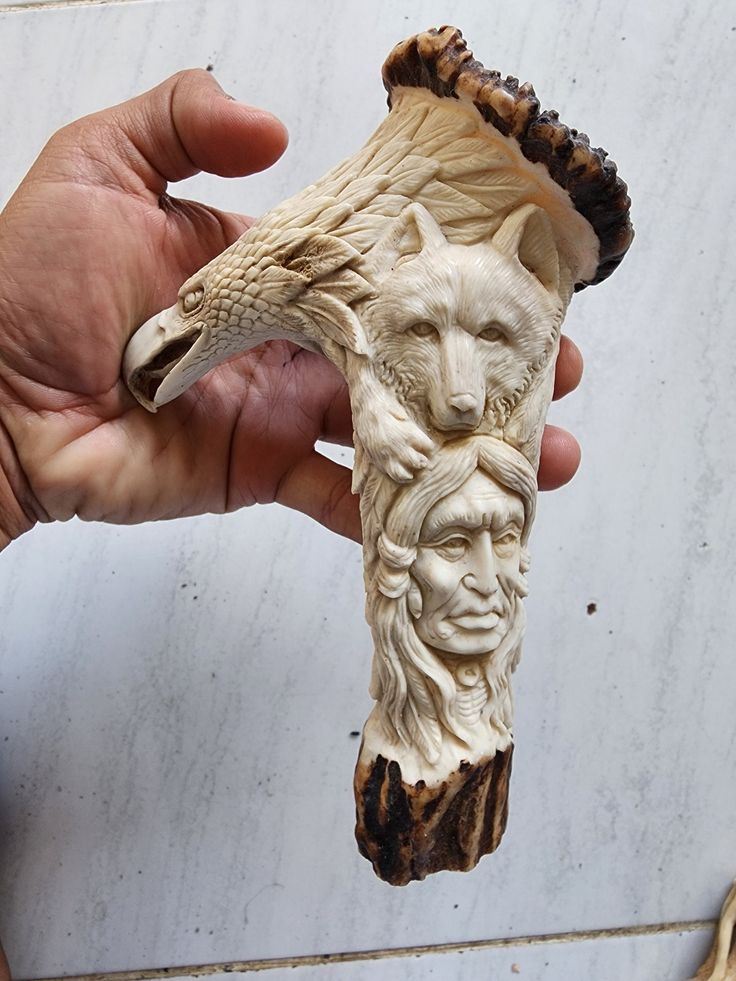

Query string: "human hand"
[[0, 70, 582, 552], [544, 334, 583, 490]]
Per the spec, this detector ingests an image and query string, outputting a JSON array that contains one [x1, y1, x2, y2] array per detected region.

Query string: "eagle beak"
[[123, 305, 211, 411]]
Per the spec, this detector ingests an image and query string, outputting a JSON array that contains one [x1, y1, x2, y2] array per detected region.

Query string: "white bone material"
[[123, 26, 632, 883]]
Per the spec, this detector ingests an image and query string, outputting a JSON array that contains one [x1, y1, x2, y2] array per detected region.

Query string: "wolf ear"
[[492, 204, 560, 295], [363, 203, 447, 283]]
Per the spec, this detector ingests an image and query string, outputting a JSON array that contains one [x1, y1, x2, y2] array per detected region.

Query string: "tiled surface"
[[1, 0, 735, 979]]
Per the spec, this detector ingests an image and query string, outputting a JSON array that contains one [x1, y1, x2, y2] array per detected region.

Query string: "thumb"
[[53, 69, 288, 192]]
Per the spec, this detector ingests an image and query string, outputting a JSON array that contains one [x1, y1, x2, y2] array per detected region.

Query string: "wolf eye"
[[410, 321, 437, 338], [181, 287, 204, 314], [479, 321, 507, 343]]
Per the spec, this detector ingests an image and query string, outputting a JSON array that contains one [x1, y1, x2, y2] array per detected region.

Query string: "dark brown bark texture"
[[354, 744, 513, 885]]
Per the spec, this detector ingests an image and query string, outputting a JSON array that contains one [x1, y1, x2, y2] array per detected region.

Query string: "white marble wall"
[[0, 1, 734, 979]]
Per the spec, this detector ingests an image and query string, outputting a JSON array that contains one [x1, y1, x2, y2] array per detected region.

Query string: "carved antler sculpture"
[[123, 27, 633, 884]]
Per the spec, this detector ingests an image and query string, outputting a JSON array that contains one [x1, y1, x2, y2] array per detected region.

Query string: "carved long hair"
[[362, 436, 536, 764]]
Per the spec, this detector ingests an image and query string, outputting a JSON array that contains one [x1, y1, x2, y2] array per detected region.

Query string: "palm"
[[0, 73, 354, 537]]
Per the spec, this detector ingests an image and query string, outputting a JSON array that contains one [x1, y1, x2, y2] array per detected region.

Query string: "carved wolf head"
[[359, 203, 566, 434]]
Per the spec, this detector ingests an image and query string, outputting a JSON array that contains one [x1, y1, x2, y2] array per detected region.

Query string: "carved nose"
[[449, 393, 479, 414], [463, 536, 500, 597]]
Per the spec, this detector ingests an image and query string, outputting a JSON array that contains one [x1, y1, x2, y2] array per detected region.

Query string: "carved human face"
[[411, 471, 524, 657]]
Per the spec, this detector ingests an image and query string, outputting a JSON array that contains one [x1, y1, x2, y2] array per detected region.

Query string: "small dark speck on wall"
[[206, 63, 214, 72], [587, 602, 597, 615], [349, 731, 360, 738]]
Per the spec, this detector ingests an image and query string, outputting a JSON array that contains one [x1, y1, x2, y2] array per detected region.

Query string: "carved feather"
[[293, 289, 367, 354]]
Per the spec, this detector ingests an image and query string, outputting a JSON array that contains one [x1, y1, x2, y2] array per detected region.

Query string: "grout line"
[[27, 918, 715, 981], [0, 0, 149, 13]]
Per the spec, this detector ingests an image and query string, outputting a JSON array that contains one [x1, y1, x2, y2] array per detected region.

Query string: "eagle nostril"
[[449, 393, 479, 413]]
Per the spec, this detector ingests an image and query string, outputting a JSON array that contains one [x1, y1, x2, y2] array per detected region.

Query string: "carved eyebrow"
[[388, 265, 455, 323], [421, 513, 481, 540], [421, 498, 525, 541], [492, 507, 524, 529]]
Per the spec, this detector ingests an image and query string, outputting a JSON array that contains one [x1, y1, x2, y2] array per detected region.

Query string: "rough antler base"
[[354, 744, 513, 885]]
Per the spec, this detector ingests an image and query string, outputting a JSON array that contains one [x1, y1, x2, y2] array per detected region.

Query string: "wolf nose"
[[449, 393, 479, 413]]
